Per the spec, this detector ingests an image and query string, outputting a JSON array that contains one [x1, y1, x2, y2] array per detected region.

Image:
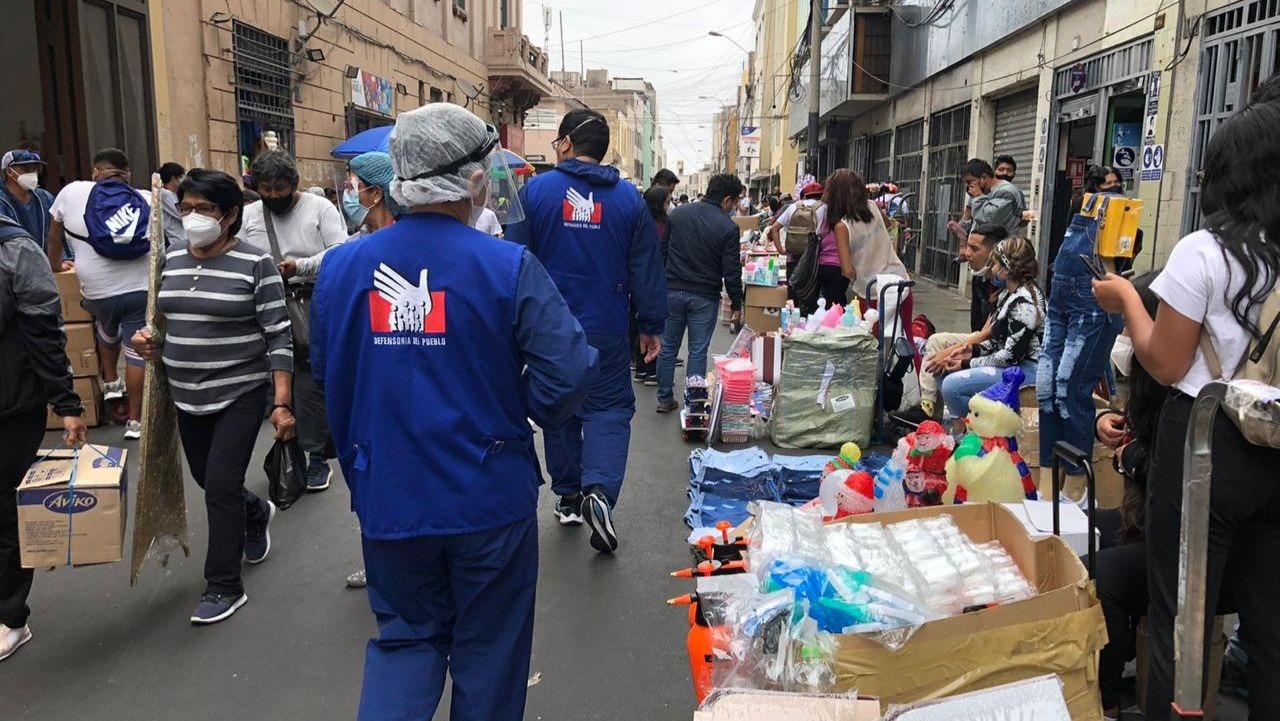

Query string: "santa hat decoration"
[[978, 366, 1026, 412]]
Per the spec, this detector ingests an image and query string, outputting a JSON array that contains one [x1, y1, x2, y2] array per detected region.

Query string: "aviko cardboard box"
[[63, 322, 99, 377], [46, 376, 101, 430], [53, 270, 92, 323], [18, 445, 128, 568]]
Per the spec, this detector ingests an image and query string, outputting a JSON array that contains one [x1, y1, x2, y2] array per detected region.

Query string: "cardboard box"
[[744, 285, 789, 333], [744, 306, 781, 334], [47, 377, 101, 430], [831, 503, 1107, 721], [694, 690, 881, 721], [733, 216, 762, 235], [17, 445, 128, 568], [53, 270, 92, 323], [63, 322, 99, 378], [746, 285, 789, 308]]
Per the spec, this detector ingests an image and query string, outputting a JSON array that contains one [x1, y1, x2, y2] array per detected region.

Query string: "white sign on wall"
[[740, 126, 761, 159]]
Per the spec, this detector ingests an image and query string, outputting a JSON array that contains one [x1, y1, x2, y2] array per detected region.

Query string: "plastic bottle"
[[840, 304, 858, 327], [821, 303, 844, 328]]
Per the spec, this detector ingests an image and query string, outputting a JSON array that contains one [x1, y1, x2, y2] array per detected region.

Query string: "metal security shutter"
[[923, 105, 970, 286], [993, 89, 1038, 197]]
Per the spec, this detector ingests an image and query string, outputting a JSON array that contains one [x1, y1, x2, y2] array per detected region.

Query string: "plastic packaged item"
[[881, 674, 1071, 720], [749, 501, 830, 581], [790, 616, 838, 692], [697, 688, 878, 721]]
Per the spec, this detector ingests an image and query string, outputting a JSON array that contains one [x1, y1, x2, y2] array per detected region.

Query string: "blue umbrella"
[[331, 126, 531, 172]]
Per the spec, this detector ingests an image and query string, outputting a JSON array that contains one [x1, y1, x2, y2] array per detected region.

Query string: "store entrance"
[[1046, 115, 1098, 274]]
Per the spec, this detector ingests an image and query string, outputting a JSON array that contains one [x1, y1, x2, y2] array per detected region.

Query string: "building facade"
[[544, 68, 667, 187], [2, 0, 549, 195], [786, 0, 1279, 289], [750, 0, 802, 197]]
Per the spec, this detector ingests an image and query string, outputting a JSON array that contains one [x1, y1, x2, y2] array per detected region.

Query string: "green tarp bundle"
[[770, 330, 879, 449]]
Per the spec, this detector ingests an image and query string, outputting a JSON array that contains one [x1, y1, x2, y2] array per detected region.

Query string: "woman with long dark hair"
[[631, 186, 669, 385], [826, 169, 910, 307], [1090, 273, 1169, 720], [1094, 96, 1280, 721]]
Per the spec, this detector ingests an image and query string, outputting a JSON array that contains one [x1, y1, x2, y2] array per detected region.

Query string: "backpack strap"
[[1199, 329, 1227, 381], [261, 206, 285, 263]]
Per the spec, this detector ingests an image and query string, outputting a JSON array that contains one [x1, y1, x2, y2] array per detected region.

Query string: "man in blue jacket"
[[310, 103, 598, 721], [0, 151, 56, 258], [506, 109, 667, 554]]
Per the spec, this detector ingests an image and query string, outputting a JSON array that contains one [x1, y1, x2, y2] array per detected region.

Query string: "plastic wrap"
[[771, 331, 878, 448], [710, 587, 798, 690], [696, 688, 876, 721], [749, 502, 829, 579], [881, 674, 1071, 720], [885, 515, 1034, 614]]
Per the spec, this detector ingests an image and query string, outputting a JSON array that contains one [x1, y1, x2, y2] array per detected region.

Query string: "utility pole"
[[806, 0, 822, 177], [559, 11, 565, 73]]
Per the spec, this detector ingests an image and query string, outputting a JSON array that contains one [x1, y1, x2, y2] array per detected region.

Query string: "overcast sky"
[[522, 0, 758, 171]]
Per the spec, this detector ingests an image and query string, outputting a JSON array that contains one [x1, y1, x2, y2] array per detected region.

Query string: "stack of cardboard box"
[[47, 270, 101, 429]]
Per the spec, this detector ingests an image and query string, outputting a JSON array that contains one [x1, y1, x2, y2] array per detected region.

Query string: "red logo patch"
[[368, 291, 447, 334]]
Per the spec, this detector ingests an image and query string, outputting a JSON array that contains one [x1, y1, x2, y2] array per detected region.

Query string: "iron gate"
[[922, 105, 970, 285], [1183, 0, 1280, 234]]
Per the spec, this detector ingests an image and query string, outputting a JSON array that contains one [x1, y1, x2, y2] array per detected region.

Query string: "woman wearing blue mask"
[[343, 151, 402, 239]]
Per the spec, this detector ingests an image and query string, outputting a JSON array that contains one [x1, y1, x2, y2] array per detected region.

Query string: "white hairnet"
[[389, 103, 497, 207]]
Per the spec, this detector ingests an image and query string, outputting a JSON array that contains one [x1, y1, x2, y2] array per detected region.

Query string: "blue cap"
[[349, 151, 402, 217], [979, 366, 1025, 412], [2, 150, 44, 170]]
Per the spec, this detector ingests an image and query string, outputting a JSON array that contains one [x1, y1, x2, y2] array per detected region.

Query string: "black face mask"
[[995, 174, 1014, 182], [262, 193, 296, 216]]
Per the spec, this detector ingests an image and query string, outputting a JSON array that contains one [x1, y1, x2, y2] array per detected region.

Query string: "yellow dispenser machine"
[[1081, 192, 1144, 259]]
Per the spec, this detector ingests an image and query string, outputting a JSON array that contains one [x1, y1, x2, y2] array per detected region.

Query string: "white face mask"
[[14, 172, 38, 191], [1111, 333, 1134, 377], [183, 213, 224, 248]]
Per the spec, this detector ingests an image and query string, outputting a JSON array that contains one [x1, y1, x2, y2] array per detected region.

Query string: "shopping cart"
[[865, 277, 917, 444]]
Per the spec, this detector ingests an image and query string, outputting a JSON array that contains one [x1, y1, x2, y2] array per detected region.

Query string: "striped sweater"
[[158, 241, 293, 414]]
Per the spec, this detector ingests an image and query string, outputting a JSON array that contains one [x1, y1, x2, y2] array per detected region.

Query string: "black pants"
[[293, 353, 334, 460], [177, 390, 270, 596], [1144, 392, 1280, 720], [0, 407, 45, 629], [817, 265, 850, 310], [1096, 538, 1147, 709], [629, 309, 654, 376]]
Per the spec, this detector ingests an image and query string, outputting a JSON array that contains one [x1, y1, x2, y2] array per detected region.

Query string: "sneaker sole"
[[123, 428, 142, 440], [245, 502, 276, 565], [190, 594, 248, 625], [306, 465, 332, 493], [554, 510, 584, 526], [656, 404, 679, 414], [583, 494, 618, 554], [0, 629, 32, 661]]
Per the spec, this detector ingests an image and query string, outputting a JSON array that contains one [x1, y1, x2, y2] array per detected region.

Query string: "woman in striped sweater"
[[132, 168, 295, 626]]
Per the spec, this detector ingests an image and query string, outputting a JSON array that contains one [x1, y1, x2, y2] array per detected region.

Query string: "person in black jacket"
[[0, 216, 86, 662], [655, 173, 744, 414]]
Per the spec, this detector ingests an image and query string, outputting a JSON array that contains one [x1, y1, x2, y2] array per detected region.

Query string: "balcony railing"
[[485, 27, 549, 79]]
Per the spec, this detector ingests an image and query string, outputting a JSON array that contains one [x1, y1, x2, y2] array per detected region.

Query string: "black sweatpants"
[[177, 390, 270, 597], [629, 309, 654, 376], [293, 355, 334, 461], [817, 265, 851, 311], [0, 407, 45, 629], [1144, 391, 1280, 720]]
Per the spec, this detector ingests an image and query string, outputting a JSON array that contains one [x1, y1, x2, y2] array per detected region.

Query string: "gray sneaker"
[[190, 592, 248, 625], [656, 400, 679, 414], [102, 378, 126, 401]]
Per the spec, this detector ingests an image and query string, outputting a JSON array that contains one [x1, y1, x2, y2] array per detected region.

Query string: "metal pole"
[[559, 11, 565, 73], [806, 0, 822, 177]]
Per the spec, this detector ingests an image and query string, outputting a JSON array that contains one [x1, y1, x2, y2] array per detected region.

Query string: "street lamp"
[[707, 31, 751, 56]]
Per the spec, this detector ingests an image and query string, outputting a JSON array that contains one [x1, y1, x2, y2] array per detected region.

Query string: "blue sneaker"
[[190, 593, 248, 625], [244, 500, 276, 565], [582, 487, 618, 554], [305, 456, 332, 492]]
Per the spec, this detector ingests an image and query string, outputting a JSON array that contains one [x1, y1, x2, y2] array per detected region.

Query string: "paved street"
[[8, 281, 1245, 720]]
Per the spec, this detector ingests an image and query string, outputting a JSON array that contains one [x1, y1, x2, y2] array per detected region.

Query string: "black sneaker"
[[633, 370, 646, 383], [643, 372, 658, 387], [554, 494, 584, 526], [305, 456, 332, 492], [190, 592, 248, 625], [582, 487, 618, 554], [244, 500, 276, 564], [656, 399, 680, 414], [675, 358, 685, 367]]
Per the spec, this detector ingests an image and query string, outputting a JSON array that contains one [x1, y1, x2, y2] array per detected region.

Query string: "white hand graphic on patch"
[[374, 263, 431, 333], [566, 188, 596, 222]]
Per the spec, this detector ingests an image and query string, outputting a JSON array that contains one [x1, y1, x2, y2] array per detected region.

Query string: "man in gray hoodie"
[[961, 158, 1025, 236], [0, 216, 86, 662]]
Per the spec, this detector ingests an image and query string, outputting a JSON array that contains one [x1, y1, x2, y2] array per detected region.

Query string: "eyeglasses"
[[552, 117, 602, 151], [178, 202, 221, 217]]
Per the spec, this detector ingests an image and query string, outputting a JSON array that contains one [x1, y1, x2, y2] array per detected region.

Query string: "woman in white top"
[[1094, 97, 1280, 721]]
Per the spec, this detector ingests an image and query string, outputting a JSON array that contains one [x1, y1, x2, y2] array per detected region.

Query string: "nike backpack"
[[65, 178, 150, 260]]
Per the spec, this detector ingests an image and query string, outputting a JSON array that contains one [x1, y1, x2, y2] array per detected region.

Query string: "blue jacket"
[[506, 159, 667, 336], [0, 186, 55, 256], [310, 213, 598, 538]]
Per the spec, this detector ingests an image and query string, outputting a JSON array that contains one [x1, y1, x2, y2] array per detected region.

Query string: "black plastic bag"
[[264, 439, 307, 510]]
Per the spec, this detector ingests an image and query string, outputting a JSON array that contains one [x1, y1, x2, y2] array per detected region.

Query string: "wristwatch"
[[270, 403, 294, 415]]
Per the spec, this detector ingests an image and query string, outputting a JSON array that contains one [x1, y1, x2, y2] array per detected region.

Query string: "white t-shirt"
[[472, 207, 504, 237], [238, 192, 348, 279], [777, 199, 827, 230], [49, 180, 152, 300], [1150, 229, 1266, 397]]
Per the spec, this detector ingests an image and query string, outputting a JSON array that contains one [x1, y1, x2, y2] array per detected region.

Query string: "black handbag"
[[262, 209, 311, 351], [789, 231, 823, 310]]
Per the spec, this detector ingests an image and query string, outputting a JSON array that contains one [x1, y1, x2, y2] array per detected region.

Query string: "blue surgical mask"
[[343, 189, 370, 226], [989, 274, 1007, 290]]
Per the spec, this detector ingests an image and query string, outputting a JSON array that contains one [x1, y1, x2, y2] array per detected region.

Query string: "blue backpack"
[[65, 179, 150, 260]]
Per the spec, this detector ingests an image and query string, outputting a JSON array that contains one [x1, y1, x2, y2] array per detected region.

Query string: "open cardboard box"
[[829, 503, 1106, 721], [694, 690, 881, 720]]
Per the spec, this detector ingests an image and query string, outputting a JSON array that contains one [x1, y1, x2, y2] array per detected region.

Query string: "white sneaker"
[[123, 420, 142, 440], [0, 624, 32, 661], [102, 378, 126, 401]]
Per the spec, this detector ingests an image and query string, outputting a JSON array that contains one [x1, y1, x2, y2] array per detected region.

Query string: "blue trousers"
[[544, 333, 634, 505], [657, 290, 719, 403], [940, 360, 1038, 420], [1036, 276, 1123, 474], [358, 517, 538, 721]]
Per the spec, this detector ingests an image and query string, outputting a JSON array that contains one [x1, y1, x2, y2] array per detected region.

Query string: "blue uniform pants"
[[544, 333, 635, 505], [358, 516, 538, 721]]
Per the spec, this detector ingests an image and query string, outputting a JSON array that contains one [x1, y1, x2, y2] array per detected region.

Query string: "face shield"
[[467, 143, 525, 227], [393, 121, 524, 227]]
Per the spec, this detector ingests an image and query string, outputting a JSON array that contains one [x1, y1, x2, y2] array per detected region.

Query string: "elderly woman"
[[343, 151, 402, 239], [132, 169, 295, 626]]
